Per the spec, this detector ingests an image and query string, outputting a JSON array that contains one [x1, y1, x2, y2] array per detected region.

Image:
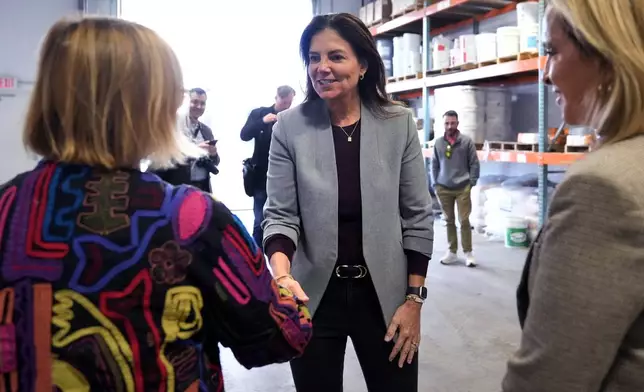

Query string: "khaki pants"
[[435, 184, 472, 253]]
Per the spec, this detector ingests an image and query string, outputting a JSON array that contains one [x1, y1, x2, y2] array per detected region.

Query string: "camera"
[[195, 156, 219, 175]]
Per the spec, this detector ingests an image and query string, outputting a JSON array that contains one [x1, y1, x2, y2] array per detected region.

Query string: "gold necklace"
[[338, 120, 360, 142]]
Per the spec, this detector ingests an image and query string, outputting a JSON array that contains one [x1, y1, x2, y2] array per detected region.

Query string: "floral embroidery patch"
[[148, 241, 192, 284]]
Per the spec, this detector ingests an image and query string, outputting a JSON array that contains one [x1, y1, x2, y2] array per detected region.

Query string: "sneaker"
[[465, 252, 477, 268], [440, 251, 459, 265]]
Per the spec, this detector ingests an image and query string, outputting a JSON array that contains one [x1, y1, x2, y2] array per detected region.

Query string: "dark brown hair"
[[299, 13, 398, 118]]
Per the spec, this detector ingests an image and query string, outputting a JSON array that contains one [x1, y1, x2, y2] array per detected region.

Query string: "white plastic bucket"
[[517, 2, 539, 28], [458, 34, 477, 64], [431, 35, 451, 70], [520, 23, 539, 53], [496, 26, 520, 58], [475, 33, 497, 62], [407, 51, 422, 74], [402, 33, 422, 53], [504, 216, 529, 248]]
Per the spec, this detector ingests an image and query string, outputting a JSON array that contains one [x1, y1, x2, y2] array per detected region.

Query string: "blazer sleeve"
[[193, 192, 312, 369], [261, 117, 301, 250], [502, 173, 644, 391], [240, 108, 265, 141], [399, 111, 434, 260]]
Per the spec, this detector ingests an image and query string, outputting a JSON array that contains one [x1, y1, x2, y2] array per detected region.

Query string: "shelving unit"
[[369, 0, 563, 226]]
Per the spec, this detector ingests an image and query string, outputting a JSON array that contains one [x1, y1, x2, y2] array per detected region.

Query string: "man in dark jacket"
[[241, 85, 295, 247], [154, 88, 219, 192]]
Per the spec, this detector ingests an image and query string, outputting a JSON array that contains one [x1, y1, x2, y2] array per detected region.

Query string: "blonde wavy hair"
[[23, 16, 199, 169], [548, 0, 644, 145]]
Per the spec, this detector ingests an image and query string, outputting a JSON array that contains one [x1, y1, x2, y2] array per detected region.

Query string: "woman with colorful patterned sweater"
[[0, 17, 311, 391]]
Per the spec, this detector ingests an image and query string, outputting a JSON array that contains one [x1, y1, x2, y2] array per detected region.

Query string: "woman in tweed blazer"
[[503, 1, 644, 391]]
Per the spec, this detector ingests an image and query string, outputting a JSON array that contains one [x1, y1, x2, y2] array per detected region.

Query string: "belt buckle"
[[335, 265, 367, 279]]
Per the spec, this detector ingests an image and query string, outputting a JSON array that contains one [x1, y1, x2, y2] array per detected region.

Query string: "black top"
[[265, 120, 429, 277], [240, 105, 277, 191]]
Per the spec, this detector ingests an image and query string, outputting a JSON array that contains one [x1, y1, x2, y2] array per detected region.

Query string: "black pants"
[[290, 269, 418, 392], [252, 188, 267, 249]]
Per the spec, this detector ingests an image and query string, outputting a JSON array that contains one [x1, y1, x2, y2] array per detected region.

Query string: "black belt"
[[334, 265, 368, 279]]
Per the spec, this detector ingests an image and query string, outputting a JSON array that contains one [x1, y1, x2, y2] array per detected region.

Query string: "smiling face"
[[189, 92, 206, 121], [307, 28, 366, 102], [543, 9, 604, 126]]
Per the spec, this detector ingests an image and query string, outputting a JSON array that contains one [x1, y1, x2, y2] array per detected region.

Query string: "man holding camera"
[[154, 87, 219, 192], [241, 85, 295, 247]]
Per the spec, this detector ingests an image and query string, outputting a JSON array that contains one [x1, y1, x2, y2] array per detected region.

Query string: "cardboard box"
[[359, 6, 368, 24], [366, 2, 375, 26], [392, 0, 423, 16], [374, 0, 392, 23]]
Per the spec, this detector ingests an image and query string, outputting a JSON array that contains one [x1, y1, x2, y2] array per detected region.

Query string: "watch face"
[[407, 286, 428, 299]]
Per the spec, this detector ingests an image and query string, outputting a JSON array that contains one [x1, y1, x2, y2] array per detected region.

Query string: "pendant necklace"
[[339, 119, 360, 142]]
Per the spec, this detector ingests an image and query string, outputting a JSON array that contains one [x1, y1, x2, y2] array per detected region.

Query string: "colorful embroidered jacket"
[[0, 161, 312, 391]]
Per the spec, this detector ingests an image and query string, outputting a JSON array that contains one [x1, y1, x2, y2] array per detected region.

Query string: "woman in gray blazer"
[[262, 13, 433, 392], [503, 1, 644, 391]]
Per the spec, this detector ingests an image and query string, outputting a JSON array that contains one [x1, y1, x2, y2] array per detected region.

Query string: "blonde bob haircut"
[[23, 17, 198, 169], [547, 0, 644, 146]]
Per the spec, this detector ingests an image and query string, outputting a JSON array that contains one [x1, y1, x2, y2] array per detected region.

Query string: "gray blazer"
[[262, 99, 434, 325], [503, 135, 644, 391]]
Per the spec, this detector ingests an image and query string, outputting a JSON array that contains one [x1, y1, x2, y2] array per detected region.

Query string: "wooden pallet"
[[486, 141, 541, 152], [487, 141, 517, 151], [427, 63, 477, 75], [392, 3, 423, 18], [478, 59, 497, 67], [497, 51, 539, 64], [565, 144, 591, 153], [394, 72, 423, 82], [443, 63, 477, 73]]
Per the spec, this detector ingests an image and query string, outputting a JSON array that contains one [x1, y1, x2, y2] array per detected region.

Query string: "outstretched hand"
[[385, 300, 422, 367], [276, 276, 309, 303]]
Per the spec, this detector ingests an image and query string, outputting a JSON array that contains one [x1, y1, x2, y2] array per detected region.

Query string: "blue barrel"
[[376, 38, 394, 77]]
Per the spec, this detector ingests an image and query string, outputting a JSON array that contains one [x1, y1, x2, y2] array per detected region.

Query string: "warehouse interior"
[[0, 0, 575, 391]]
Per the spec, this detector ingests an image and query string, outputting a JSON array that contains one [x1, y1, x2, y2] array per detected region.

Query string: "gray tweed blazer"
[[503, 134, 644, 391]]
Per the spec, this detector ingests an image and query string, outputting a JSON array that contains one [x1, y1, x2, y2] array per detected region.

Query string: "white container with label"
[[431, 35, 451, 70], [520, 23, 539, 53], [458, 34, 478, 64]]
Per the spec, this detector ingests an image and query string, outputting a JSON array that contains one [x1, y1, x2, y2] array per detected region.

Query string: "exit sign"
[[0, 77, 17, 90]]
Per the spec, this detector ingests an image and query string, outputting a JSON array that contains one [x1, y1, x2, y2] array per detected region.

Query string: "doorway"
[[120, 1, 312, 212]]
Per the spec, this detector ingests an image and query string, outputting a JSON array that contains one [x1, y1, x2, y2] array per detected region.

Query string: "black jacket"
[[240, 105, 276, 191], [152, 121, 219, 190]]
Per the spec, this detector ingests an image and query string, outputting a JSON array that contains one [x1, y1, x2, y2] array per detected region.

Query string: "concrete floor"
[[222, 211, 528, 392]]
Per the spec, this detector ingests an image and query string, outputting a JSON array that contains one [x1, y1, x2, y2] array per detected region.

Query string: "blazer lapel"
[[360, 104, 382, 205]]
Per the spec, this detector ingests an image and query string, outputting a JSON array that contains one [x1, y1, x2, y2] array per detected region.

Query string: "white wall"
[[121, 0, 312, 211], [0, 0, 116, 183]]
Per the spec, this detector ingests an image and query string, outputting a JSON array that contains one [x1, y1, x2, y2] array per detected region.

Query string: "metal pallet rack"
[[370, 0, 559, 226]]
